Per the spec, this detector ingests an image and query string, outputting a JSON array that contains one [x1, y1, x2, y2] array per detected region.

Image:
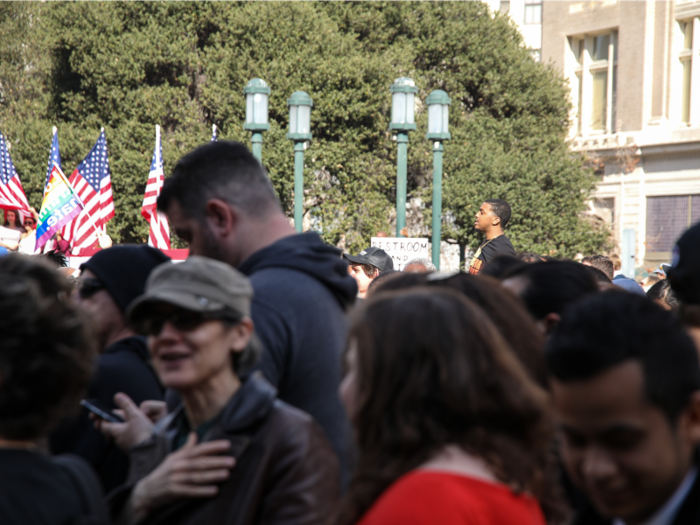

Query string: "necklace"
[[478, 234, 503, 252]]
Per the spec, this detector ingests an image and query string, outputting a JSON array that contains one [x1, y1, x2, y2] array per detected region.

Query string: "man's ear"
[[540, 312, 561, 335], [681, 391, 700, 445], [204, 199, 235, 238], [491, 215, 501, 227]]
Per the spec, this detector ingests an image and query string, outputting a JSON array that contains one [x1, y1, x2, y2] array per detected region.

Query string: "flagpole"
[[43, 126, 59, 198]]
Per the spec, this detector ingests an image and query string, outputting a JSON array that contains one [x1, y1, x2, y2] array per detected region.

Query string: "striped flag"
[[44, 127, 62, 191], [0, 131, 31, 218], [141, 125, 170, 249], [211, 124, 218, 142], [61, 129, 114, 255], [35, 164, 84, 250]]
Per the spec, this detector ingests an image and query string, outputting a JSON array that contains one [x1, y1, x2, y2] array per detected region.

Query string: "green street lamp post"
[[390, 77, 418, 237], [287, 91, 313, 233], [426, 89, 451, 270], [244, 78, 270, 162]]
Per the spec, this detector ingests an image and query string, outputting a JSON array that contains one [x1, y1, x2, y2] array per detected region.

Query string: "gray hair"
[[405, 258, 436, 272]]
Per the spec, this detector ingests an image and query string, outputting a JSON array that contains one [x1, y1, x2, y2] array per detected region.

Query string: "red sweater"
[[356, 470, 546, 525]]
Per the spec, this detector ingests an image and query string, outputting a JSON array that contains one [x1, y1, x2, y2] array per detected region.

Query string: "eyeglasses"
[[135, 309, 240, 336], [24, 220, 36, 225], [78, 278, 105, 299]]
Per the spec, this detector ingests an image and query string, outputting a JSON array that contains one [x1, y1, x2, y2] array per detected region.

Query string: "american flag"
[[0, 131, 31, 218], [141, 125, 170, 249], [44, 127, 62, 191], [211, 124, 218, 142], [61, 129, 114, 255]]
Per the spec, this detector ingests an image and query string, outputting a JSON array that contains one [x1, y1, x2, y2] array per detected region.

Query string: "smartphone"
[[80, 399, 125, 423]]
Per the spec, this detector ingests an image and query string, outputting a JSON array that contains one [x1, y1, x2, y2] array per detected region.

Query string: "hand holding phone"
[[81, 399, 125, 423]]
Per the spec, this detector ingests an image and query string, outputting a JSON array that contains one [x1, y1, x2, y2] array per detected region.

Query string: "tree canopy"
[[0, 1, 609, 256]]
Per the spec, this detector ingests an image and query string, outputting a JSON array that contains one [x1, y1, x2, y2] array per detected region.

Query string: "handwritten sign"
[[371, 237, 429, 271]]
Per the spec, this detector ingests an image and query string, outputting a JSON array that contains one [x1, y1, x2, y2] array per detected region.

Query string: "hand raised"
[[93, 392, 156, 452], [130, 433, 235, 518]]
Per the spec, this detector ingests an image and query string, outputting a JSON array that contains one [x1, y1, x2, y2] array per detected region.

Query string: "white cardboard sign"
[[371, 237, 430, 271]]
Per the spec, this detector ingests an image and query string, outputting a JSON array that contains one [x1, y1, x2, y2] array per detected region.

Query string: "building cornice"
[[571, 138, 700, 157], [675, 2, 700, 20]]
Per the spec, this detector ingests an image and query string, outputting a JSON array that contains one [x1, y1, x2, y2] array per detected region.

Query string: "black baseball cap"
[[668, 221, 700, 305], [343, 247, 394, 272]]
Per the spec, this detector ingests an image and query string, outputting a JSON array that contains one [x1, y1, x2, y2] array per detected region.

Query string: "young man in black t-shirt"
[[468, 199, 516, 275]]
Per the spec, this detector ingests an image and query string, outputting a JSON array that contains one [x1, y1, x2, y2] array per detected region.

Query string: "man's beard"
[[200, 222, 226, 262]]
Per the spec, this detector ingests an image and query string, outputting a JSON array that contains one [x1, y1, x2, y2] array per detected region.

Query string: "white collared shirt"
[[613, 467, 698, 525]]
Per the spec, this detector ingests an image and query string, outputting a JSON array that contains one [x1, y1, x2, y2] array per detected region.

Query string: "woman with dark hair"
[[366, 272, 547, 386], [3, 209, 26, 232], [0, 209, 26, 251], [337, 288, 562, 525], [105, 256, 338, 525], [0, 254, 108, 524], [429, 273, 547, 386]]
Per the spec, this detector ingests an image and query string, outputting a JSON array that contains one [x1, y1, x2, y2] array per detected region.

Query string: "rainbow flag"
[[36, 163, 84, 250]]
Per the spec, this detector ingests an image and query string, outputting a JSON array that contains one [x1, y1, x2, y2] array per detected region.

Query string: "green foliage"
[[0, 1, 609, 256]]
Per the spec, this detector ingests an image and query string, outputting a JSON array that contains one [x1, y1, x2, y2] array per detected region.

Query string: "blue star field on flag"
[[76, 130, 110, 192], [0, 133, 19, 186]]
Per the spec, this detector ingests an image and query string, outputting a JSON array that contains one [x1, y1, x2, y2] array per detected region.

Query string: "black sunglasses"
[[135, 308, 239, 336], [78, 278, 105, 299]]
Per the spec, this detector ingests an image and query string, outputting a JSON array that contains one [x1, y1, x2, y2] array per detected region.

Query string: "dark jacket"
[[50, 336, 164, 493], [237, 232, 357, 482], [572, 469, 700, 525], [0, 449, 109, 525], [110, 374, 339, 525]]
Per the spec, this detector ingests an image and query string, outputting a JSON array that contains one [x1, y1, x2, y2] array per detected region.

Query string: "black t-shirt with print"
[[468, 235, 516, 275]]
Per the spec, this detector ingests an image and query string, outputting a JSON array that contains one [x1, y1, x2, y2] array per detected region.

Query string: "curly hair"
[[335, 288, 563, 525], [0, 255, 95, 440]]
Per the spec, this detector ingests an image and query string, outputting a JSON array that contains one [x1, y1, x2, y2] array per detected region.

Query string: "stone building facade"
[[485, 0, 544, 60], [542, 0, 700, 268]]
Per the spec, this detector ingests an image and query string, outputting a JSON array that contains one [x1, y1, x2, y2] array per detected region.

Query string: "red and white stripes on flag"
[[61, 129, 114, 256], [141, 125, 170, 249], [0, 131, 31, 218]]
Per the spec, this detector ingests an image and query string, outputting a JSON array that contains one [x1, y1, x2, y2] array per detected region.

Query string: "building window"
[[592, 197, 615, 226], [499, 0, 510, 14], [570, 31, 617, 136], [591, 70, 608, 131], [679, 20, 693, 124], [524, 0, 542, 24], [646, 195, 700, 254], [531, 49, 541, 62]]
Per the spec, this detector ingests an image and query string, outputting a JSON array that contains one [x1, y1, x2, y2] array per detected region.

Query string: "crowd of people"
[[0, 206, 77, 257], [1, 140, 699, 525]]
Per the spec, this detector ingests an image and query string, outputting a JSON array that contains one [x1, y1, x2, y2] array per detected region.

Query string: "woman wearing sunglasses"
[[108, 256, 339, 525]]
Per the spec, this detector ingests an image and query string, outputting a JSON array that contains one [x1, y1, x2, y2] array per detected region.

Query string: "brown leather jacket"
[[109, 373, 340, 525]]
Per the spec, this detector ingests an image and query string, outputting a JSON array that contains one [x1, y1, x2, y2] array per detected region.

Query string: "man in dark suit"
[[546, 291, 700, 525]]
